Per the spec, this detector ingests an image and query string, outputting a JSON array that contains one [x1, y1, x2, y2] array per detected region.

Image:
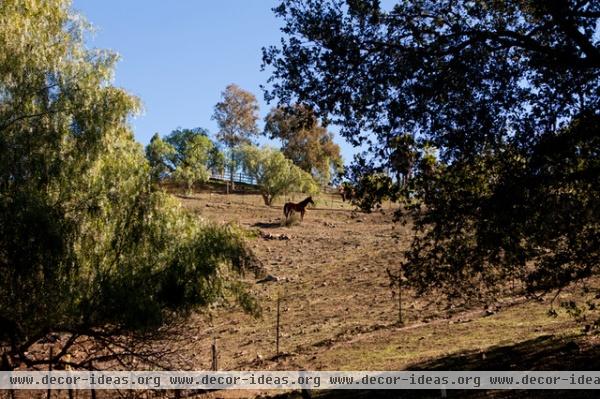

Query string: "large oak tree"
[[263, 0, 600, 300]]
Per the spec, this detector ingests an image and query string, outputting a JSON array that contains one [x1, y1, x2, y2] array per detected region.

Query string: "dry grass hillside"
[[5, 187, 598, 399], [169, 187, 598, 398]]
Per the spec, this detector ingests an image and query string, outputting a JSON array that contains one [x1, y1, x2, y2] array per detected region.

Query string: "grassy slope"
[[175, 190, 598, 398]]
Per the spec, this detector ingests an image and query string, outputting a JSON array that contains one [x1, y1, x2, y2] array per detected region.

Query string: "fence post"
[[65, 353, 74, 399], [211, 337, 218, 371], [89, 361, 96, 399], [276, 293, 281, 356], [398, 268, 403, 325]]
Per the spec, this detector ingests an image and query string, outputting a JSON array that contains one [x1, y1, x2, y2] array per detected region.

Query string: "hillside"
[[171, 190, 598, 398]]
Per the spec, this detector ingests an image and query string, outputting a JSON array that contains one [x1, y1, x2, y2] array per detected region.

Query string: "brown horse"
[[283, 196, 315, 221]]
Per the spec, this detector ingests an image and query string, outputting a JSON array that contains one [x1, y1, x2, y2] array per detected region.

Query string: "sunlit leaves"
[[238, 145, 319, 205], [213, 84, 260, 148], [146, 133, 176, 182], [264, 104, 343, 185], [171, 134, 214, 194], [0, 0, 258, 363]]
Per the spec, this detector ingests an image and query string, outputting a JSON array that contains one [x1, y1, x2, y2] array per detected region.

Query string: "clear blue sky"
[[73, 0, 358, 164]]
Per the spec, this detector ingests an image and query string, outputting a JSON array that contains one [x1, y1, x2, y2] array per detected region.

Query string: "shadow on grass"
[[408, 334, 600, 371], [253, 221, 283, 228], [272, 334, 600, 399]]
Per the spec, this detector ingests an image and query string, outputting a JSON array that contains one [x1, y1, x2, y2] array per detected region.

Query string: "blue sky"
[[73, 0, 358, 164]]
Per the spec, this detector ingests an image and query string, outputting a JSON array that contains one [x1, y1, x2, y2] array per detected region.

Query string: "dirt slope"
[[175, 192, 591, 375]]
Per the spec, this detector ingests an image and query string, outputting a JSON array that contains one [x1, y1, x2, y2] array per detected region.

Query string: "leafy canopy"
[[263, 0, 600, 299], [169, 132, 215, 194], [164, 127, 211, 166], [264, 104, 343, 184], [213, 84, 260, 149], [146, 133, 176, 182], [0, 0, 258, 370], [146, 128, 226, 193], [212, 84, 260, 187], [238, 145, 319, 205]]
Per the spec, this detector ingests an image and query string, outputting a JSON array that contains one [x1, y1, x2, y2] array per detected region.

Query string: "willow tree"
[[0, 0, 259, 371], [238, 145, 319, 205]]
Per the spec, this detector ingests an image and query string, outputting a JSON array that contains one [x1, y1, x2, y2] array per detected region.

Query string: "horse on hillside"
[[283, 196, 315, 221]]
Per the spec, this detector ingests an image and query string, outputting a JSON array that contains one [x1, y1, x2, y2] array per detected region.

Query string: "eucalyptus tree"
[[212, 84, 260, 189], [264, 104, 343, 185]]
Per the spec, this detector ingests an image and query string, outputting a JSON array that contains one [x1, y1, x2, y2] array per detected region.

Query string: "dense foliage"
[[146, 128, 226, 193], [264, 104, 343, 184], [146, 133, 176, 182], [164, 128, 216, 193], [0, 0, 259, 370], [263, 0, 600, 299]]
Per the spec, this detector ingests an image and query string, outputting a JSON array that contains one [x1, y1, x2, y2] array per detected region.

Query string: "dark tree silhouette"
[[263, 0, 600, 299]]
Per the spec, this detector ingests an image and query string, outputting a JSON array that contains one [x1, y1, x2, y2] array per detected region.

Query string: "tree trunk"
[[229, 150, 236, 191], [262, 193, 271, 206]]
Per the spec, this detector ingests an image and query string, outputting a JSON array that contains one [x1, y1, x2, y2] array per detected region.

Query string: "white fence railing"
[[210, 171, 256, 185]]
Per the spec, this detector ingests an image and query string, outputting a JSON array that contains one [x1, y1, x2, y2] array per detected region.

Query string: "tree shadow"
[[273, 334, 600, 399], [253, 221, 283, 228], [408, 334, 600, 371]]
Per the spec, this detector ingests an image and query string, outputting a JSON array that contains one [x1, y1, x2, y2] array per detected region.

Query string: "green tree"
[[164, 127, 210, 165], [146, 133, 176, 183], [264, 105, 343, 184], [263, 0, 600, 301], [171, 134, 214, 194], [212, 84, 260, 189], [148, 127, 225, 193], [238, 145, 319, 205], [208, 145, 227, 176], [0, 0, 259, 371]]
